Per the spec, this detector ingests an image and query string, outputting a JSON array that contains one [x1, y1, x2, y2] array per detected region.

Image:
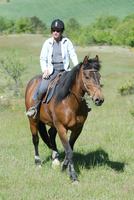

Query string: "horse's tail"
[[38, 121, 53, 149]]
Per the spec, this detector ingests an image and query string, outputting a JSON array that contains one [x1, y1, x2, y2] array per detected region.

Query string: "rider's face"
[[52, 29, 62, 41]]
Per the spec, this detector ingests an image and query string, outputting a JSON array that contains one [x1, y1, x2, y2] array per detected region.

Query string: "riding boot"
[[86, 103, 92, 112], [88, 106, 92, 112], [26, 91, 44, 118]]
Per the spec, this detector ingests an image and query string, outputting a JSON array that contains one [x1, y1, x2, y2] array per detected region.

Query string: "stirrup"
[[26, 107, 37, 118]]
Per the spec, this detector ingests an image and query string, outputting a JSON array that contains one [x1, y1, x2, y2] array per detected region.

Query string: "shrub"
[[91, 29, 113, 45], [129, 106, 134, 117], [117, 80, 134, 96]]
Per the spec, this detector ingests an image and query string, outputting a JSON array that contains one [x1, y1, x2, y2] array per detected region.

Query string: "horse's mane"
[[54, 57, 101, 104], [54, 63, 81, 104]]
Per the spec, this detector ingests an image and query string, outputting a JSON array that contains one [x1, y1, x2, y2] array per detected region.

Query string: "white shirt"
[[40, 36, 78, 74]]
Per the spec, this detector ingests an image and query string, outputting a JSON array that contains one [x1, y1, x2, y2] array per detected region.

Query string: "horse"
[[25, 55, 104, 182]]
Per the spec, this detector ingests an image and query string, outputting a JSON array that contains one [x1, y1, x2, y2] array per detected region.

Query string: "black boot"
[[86, 103, 92, 112], [26, 91, 44, 118], [88, 106, 92, 112]]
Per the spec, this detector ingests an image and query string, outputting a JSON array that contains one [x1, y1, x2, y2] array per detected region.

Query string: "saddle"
[[33, 72, 62, 104]]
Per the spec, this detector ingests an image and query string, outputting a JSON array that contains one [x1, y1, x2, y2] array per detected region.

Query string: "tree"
[[0, 16, 7, 33], [0, 51, 26, 96], [30, 16, 47, 34], [113, 19, 134, 47], [65, 18, 81, 39], [15, 17, 33, 33], [92, 15, 120, 30], [66, 18, 81, 31]]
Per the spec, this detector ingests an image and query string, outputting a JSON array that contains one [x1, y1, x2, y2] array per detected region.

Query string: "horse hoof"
[[35, 156, 41, 166], [72, 180, 80, 185], [61, 162, 68, 172], [38, 164, 42, 168], [52, 158, 60, 169]]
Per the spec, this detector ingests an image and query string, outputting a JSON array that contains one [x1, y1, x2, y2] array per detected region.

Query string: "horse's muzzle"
[[94, 98, 104, 106]]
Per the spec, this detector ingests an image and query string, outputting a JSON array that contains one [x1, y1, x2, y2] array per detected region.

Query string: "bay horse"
[[25, 55, 104, 182]]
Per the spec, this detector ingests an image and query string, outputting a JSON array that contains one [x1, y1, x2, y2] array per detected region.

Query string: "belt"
[[55, 69, 65, 72], [52, 62, 63, 64]]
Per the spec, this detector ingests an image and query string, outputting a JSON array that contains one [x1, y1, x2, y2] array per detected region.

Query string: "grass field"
[[0, 34, 134, 199], [0, 0, 134, 25]]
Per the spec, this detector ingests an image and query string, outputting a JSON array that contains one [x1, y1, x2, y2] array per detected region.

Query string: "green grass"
[[0, 0, 134, 25], [0, 35, 134, 199]]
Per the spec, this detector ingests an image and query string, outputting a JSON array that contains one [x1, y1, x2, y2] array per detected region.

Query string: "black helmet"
[[51, 19, 65, 31]]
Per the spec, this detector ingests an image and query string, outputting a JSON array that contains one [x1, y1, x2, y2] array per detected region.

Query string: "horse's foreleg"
[[63, 141, 78, 181], [62, 156, 69, 172], [57, 126, 78, 182], [69, 127, 83, 150], [62, 127, 83, 172], [48, 127, 60, 167]]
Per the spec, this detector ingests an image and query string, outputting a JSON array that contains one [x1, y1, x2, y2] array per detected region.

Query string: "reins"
[[69, 88, 92, 101]]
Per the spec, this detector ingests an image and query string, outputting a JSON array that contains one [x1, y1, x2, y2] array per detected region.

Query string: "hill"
[[0, 0, 134, 26]]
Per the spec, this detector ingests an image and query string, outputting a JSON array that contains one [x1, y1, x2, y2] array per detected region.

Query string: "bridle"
[[83, 70, 101, 99], [69, 69, 101, 101]]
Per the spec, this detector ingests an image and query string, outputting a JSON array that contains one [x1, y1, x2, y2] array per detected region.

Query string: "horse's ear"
[[95, 55, 99, 61], [83, 56, 89, 65]]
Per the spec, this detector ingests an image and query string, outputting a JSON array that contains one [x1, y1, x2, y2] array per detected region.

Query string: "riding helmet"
[[51, 19, 65, 31]]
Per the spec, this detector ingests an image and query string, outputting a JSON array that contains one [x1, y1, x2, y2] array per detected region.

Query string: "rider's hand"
[[43, 70, 50, 79]]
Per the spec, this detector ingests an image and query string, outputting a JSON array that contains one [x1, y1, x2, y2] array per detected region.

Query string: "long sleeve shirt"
[[40, 36, 78, 74]]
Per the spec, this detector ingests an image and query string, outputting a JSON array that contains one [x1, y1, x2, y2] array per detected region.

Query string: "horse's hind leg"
[[29, 120, 41, 165], [48, 127, 60, 167]]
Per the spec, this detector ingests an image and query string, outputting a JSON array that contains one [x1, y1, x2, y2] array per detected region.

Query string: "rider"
[[26, 19, 79, 118]]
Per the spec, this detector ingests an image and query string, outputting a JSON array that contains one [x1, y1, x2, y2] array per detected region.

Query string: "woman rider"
[[26, 19, 79, 117]]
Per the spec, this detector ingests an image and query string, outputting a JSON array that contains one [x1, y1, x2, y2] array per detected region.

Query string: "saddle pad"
[[46, 83, 56, 104], [33, 82, 57, 104]]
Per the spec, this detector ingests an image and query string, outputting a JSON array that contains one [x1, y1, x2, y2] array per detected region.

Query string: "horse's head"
[[82, 55, 104, 106]]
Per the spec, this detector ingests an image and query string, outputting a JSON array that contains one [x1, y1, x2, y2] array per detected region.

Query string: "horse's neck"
[[71, 72, 85, 102]]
